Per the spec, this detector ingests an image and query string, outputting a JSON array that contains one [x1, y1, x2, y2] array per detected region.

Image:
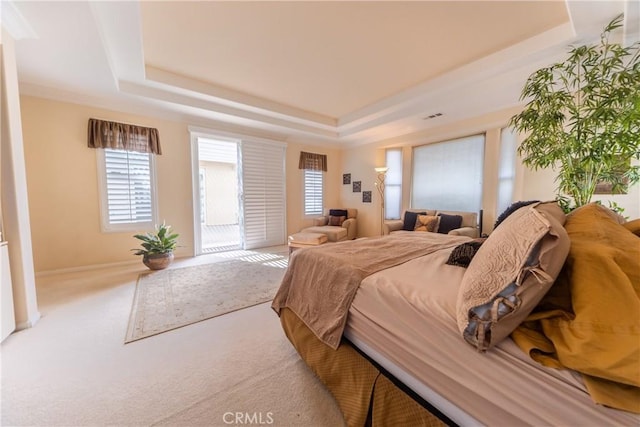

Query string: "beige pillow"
[[456, 201, 570, 351], [415, 215, 440, 232]]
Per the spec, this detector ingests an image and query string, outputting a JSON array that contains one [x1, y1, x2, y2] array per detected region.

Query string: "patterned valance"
[[298, 151, 327, 171], [88, 118, 162, 155]]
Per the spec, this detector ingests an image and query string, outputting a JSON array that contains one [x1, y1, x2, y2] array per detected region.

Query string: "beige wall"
[[21, 96, 193, 272], [284, 141, 342, 236], [340, 145, 385, 237], [516, 159, 640, 219], [342, 107, 640, 237], [23, 95, 636, 272], [341, 107, 522, 237], [21, 96, 343, 272]]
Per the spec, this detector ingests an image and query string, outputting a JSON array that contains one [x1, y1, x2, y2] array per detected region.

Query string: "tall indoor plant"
[[132, 222, 179, 270], [510, 14, 640, 211]]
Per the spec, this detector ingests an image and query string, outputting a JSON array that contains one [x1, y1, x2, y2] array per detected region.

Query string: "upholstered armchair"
[[301, 208, 358, 242]]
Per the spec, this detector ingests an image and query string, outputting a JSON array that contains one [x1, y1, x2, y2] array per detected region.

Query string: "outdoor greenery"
[[510, 14, 640, 211], [132, 222, 179, 256]]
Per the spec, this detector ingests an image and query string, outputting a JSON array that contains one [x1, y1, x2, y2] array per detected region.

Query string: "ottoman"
[[288, 232, 328, 254]]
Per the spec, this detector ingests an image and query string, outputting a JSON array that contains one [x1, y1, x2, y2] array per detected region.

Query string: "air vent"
[[423, 113, 443, 120]]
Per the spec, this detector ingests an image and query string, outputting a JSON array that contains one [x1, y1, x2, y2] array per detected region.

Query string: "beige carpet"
[[2, 253, 345, 426], [126, 257, 287, 343]]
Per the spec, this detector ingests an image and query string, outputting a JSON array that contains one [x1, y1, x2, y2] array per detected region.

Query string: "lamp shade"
[[374, 167, 389, 173]]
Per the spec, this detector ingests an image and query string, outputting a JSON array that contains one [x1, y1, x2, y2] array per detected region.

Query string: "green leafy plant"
[[132, 222, 179, 256], [510, 14, 640, 211]]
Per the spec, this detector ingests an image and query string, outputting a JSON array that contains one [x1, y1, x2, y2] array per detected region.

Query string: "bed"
[[272, 202, 640, 426]]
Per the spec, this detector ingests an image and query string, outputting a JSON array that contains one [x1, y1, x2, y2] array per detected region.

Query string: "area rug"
[[125, 258, 287, 343]]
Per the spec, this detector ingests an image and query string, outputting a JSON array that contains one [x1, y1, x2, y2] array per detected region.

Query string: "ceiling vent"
[[423, 113, 443, 120]]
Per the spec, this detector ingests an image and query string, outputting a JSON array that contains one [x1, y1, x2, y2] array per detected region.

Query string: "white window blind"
[[411, 135, 485, 213], [304, 169, 323, 216], [98, 148, 157, 231], [240, 141, 286, 249], [497, 127, 517, 215], [385, 148, 403, 220]]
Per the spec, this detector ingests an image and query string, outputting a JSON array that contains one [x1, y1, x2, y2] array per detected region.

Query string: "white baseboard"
[[34, 255, 193, 278], [15, 311, 41, 331], [35, 259, 141, 277]]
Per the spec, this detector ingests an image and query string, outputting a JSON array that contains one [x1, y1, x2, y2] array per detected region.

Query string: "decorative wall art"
[[362, 191, 372, 203], [353, 181, 361, 192], [343, 173, 351, 185]]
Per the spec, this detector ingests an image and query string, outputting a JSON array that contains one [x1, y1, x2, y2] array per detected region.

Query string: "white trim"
[[189, 130, 243, 255], [34, 258, 145, 278], [147, 66, 336, 127], [33, 256, 194, 278], [188, 125, 287, 149], [190, 133, 202, 255], [14, 312, 41, 331]]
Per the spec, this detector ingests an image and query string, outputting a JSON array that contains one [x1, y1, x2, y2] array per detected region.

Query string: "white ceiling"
[[3, 1, 637, 147]]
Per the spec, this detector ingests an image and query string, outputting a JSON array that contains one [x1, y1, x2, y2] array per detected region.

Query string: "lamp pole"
[[374, 167, 388, 236]]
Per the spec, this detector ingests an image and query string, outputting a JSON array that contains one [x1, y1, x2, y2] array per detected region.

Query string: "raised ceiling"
[[140, 1, 568, 118], [4, 1, 636, 146]]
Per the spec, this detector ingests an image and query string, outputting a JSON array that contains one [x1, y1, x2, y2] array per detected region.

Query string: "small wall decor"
[[353, 181, 361, 192], [362, 191, 372, 203], [343, 173, 351, 185]]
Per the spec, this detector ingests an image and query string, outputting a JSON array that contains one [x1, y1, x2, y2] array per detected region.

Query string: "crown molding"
[[0, 1, 37, 40], [145, 66, 337, 128]]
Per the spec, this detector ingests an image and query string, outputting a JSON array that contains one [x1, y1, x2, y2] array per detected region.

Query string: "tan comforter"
[[271, 232, 468, 349], [512, 203, 640, 413]]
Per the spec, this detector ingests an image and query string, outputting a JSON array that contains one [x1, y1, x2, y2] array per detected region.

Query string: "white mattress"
[[344, 248, 639, 426]]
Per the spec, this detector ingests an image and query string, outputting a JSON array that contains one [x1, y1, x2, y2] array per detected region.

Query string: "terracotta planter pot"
[[143, 252, 174, 270]]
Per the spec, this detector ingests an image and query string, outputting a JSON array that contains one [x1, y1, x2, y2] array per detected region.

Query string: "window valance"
[[298, 151, 327, 172], [88, 118, 162, 155]]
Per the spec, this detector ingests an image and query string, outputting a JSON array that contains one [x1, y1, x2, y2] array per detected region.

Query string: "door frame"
[[189, 128, 241, 256]]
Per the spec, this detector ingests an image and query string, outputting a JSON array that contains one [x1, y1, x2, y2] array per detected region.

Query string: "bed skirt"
[[279, 308, 450, 427]]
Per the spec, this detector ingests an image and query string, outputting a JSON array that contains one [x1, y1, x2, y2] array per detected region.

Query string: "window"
[[97, 148, 157, 231], [304, 169, 323, 216], [411, 134, 485, 213], [496, 128, 517, 215], [385, 148, 403, 220]]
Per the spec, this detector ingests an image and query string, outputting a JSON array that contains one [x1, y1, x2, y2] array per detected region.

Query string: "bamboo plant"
[[510, 14, 640, 211]]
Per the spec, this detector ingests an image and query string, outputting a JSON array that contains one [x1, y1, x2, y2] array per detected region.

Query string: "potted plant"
[[510, 14, 640, 212], [132, 222, 179, 270]]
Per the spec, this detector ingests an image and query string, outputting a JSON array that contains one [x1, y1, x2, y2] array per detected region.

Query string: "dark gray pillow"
[[403, 211, 426, 231], [329, 209, 348, 218], [437, 213, 463, 234], [446, 238, 486, 268]]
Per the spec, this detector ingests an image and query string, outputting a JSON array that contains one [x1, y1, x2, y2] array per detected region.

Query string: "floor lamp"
[[374, 167, 388, 236]]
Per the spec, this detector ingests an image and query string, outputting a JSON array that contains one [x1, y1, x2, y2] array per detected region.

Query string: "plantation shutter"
[[104, 148, 153, 224], [304, 169, 323, 216], [240, 140, 286, 249]]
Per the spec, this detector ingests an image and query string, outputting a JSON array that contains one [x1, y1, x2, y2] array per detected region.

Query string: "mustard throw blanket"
[[512, 203, 640, 413]]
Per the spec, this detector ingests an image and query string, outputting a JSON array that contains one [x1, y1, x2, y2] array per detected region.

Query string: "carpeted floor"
[[126, 255, 287, 343], [1, 248, 345, 426]]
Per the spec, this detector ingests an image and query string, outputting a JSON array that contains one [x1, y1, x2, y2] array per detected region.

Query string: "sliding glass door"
[[196, 137, 241, 253], [191, 131, 286, 255]]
